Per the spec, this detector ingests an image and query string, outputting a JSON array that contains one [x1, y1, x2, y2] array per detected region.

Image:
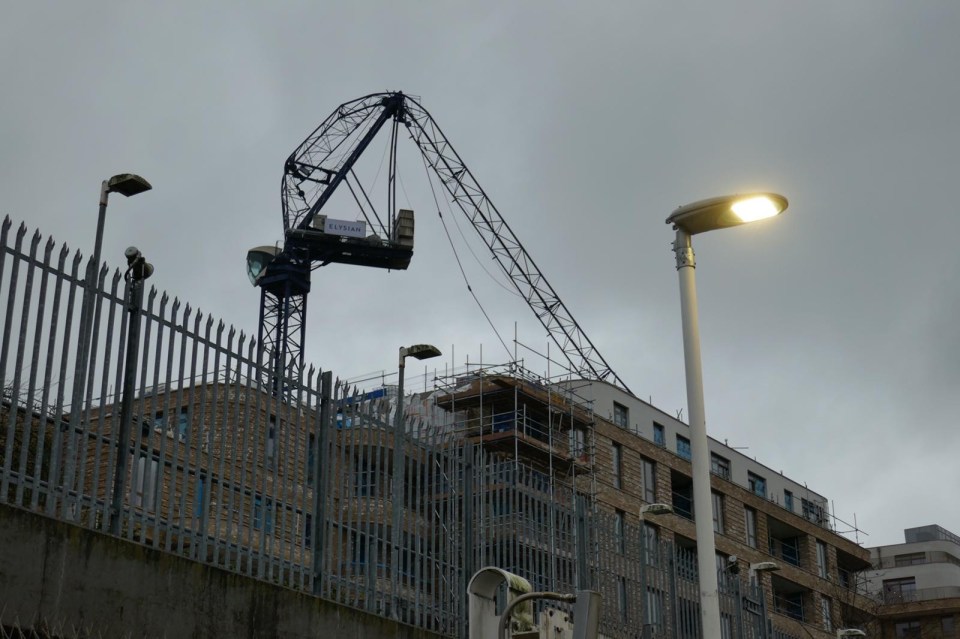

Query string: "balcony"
[[881, 585, 960, 604]]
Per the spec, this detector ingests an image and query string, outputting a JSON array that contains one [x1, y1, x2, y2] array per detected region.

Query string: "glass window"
[[784, 490, 794, 512], [653, 422, 665, 447], [615, 509, 625, 554], [821, 596, 832, 632], [266, 417, 277, 468], [194, 476, 205, 518], [802, 498, 825, 525], [942, 616, 956, 635], [712, 492, 724, 534], [304, 513, 313, 549], [895, 621, 921, 638], [611, 443, 622, 489], [895, 552, 926, 566], [710, 453, 730, 479], [307, 433, 317, 486], [131, 453, 159, 510], [747, 472, 766, 498], [617, 576, 628, 621], [676, 435, 691, 461], [884, 577, 917, 602], [816, 541, 829, 578], [745, 508, 758, 548], [643, 523, 660, 566], [641, 457, 657, 503], [613, 402, 629, 429]]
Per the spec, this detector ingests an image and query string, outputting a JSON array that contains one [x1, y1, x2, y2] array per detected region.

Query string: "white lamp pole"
[[666, 193, 788, 638]]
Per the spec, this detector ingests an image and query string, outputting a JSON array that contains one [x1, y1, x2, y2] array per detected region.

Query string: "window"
[[613, 402, 629, 429], [820, 596, 832, 632], [884, 577, 917, 602], [617, 576, 628, 622], [744, 508, 758, 548], [894, 621, 921, 638], [307, 433, 317, 486], [716, 552, 730, 586], [895, 552, 926, 566], [942, 616, 956, 635], [643, 523, 660, 566], [611, 443, 622, 489], [783, 489, 794, 512], [712, 492, 724, 534], [131, 453, 159, 510], [775, 591, 805, 622], [615, 509, 625, 553], [304, 513, 313, 549], [266, 417, 277, 467], [747, 472, 766, 498], [802, 498, 825, 525], [816, 540, 828, 578], [641, 457, 657, 503], [710, 453, 730, 479], [153, 408, 189, 442], [194, 475, 206, 518], [676, 435, 691, 461], [253, 495, 274, 534], [355, 455, 377, 496], [645, 588, 663, 626], [653, 422, 665, 447]]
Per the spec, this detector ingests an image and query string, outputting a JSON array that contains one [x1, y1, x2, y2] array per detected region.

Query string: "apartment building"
[[554, 379, 876, 637], [866, 525, 960, 638]]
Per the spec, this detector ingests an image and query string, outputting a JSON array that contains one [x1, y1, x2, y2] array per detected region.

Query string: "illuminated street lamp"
[[665, 193, 788, 638]]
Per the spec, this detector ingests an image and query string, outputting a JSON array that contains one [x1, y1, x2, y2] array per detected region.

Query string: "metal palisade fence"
[[0, 216, 794, 639]]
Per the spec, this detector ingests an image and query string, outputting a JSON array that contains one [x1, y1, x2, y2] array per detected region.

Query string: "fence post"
[[461, 441, 475, 639], [311, 370, 332, 596], [575, 493, 588, 590], [108, 278, 144, 536]]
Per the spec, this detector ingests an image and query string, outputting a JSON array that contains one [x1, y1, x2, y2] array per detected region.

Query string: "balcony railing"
[[882, 585, 960, 604], [768, 537, 802, 568]]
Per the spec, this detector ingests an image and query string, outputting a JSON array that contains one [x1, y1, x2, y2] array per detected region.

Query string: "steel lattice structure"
[[259, 91, 631, 394]]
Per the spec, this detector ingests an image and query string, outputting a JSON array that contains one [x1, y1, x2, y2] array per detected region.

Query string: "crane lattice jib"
[[400, 97, 631, 394], [273, 91, 631, 395]]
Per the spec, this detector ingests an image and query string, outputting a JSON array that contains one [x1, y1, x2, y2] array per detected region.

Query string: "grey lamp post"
[[65, 174, 152, 519], [666, 193, 788, 638], [390, 343, 442, 618]]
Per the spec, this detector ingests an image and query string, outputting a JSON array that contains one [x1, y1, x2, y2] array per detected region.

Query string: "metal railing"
[[1, 216, 803, 638]]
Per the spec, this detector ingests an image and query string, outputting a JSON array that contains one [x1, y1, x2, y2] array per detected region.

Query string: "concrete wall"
[[0, 503, 443, 639]]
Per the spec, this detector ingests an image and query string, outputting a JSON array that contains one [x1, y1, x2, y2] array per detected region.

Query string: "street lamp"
[[837, 630, 866, 638], [64, 174, 152, 519], [666, 193, 788, 638], [638, 503, 672, 636], [390, 343, 442, 618]]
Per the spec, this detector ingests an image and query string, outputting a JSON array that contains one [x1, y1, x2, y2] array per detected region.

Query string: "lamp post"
[[665, 193, 788, 638], [390, 343, 442, 618], [109, 247, 154, 536], [65, 174, 152, 519], [639, 503, 673, 637]]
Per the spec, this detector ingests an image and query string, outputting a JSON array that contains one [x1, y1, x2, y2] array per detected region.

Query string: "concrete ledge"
[[0, 503, 443, 638]]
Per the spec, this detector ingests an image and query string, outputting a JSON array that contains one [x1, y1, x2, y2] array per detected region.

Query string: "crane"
[[248, 91, 632, 395]]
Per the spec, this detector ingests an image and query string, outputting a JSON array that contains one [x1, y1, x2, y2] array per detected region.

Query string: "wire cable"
[[421, 154, 513, 359]]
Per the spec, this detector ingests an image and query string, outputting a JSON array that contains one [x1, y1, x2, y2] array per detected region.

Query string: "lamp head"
[[666, 193, 788, 235], [107, 174, 152, 197], [640, 503, 673, 517], [246, 245, 282, 286], [400, 344, 443, 361], [836, 630, 866, 638], [749, 561, 781, 573]]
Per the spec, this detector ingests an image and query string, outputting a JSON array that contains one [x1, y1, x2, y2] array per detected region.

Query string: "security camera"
[[246, 245, 281, 286], [726, 555, 740, 574], [125, 246, 142, 266]]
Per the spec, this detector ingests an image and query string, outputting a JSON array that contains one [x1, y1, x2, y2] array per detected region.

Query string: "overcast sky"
[[3, 2, 958, 547]]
